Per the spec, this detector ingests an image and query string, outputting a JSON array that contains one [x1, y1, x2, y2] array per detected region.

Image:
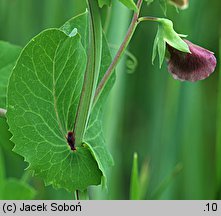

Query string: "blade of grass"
[[130, 152, 139, 200]]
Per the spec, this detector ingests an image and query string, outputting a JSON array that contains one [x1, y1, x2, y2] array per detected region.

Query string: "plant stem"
[[74, 0, 102, 146], [93, 0, 143, 104], [0, 108, 6, 118], [76, 190, 80, 200], [138, 16, 159, 23]]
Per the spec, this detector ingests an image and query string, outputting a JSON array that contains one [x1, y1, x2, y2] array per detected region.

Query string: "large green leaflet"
[[7, 28, 102, 191], [0, 41, 21, 109], [7, 11, 115, 191]]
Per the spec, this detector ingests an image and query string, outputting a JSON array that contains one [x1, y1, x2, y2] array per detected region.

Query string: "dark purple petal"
[[167, 39, 217, 82]]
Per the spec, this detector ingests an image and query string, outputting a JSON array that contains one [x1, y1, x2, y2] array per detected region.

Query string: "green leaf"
[[1, 179, 36, 200], [130, 152, 139, 200], [7, 10, 115, 192], [7, 28, 103, 192], [119, 0, 138, 12], [0, 41, 21, 109], [152, 18, 190, 67], [98, 0, 111, 7], [61, 11, 88, 49]]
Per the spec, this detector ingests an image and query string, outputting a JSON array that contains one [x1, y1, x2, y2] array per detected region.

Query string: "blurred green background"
[[0, 0, 221, 199]]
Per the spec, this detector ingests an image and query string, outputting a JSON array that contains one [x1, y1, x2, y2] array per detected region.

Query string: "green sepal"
[[152, 18, 190, 67], [158, 18, 190, 52]]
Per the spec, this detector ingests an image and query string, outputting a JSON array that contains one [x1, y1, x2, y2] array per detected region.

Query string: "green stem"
[[0, 108, 6, 118], [74, 0, 102, 146], [138, 16, 159, 23], [74, 190, 80, 200], [109, 44, 138, 74], [74, 189, 89, 200], [80, 189, 89, 200], [93, 0, 143, 104]]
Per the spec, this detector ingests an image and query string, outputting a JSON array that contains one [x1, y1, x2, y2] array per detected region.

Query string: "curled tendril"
[[109, 44, 138, 74]]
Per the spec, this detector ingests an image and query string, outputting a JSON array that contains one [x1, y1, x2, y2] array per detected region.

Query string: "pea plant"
[[0, 0, 216, 199]]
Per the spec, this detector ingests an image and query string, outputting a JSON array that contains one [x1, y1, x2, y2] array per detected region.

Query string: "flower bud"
[[167, 39, 217, 82]]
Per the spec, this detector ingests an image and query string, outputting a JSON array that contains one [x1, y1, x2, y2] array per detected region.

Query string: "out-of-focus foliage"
[[0, 41, 21, 109]]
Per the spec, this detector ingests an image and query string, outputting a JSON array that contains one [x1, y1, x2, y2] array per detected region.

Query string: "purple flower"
[[167, 39, 217, 82]]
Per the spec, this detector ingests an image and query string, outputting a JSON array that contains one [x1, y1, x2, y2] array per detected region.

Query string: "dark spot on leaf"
[[66, 131, 76, 151]]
